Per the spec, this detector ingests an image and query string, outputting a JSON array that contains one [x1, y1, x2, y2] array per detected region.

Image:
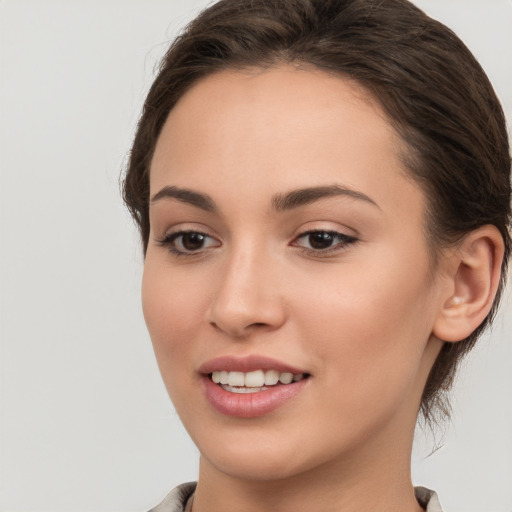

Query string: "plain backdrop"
[[0, 1, 511, 511]]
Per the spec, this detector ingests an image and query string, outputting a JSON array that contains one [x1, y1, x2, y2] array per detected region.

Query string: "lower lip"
[[202, 376, 309, 418]]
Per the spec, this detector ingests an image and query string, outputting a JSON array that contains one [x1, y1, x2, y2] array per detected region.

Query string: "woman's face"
[[143, 66, 447, 481]]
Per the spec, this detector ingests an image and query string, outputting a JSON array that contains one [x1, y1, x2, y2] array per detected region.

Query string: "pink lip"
[[199, 355, 311, 418], [202, 375, 309, 418], [198, 354, 307, 375]]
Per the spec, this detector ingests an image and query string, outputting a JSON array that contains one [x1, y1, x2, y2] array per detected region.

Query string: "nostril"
[[206, 293, 287, 337], [209, 321, 221, 331], [208, 320, 269, 337]]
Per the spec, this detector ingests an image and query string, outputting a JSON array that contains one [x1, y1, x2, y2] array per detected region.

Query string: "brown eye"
[[308, 232, 336, 249], [158, 230, 220, 255], [293, 230, 358, 253], [180, 232, 207, 251]]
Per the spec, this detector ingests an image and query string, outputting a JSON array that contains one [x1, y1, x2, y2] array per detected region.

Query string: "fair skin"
[[142, 66, 503, 512]]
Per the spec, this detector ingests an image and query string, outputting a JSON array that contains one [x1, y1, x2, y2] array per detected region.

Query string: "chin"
[[189, 422, 305, 479], [192, 419, 355, 484], [202, 446, 314, 482]]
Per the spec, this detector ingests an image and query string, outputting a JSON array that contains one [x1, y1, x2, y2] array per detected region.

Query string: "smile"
[[211, 369, 306, 392], [200, 355, 311, 417]]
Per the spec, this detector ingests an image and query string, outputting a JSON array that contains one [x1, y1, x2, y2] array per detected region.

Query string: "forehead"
[[150, 65, 423, 221], [153, 66, 398, 171]]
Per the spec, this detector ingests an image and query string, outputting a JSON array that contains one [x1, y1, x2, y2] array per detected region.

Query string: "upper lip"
[[198, 355, 308, 375]]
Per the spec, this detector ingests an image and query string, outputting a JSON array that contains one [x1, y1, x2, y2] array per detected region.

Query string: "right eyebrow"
[[150, 186, 217, 212]]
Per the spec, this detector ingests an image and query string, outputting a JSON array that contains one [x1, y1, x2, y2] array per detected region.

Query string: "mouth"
[[199, 355, 311, 418], [209, 369, 309, 394]]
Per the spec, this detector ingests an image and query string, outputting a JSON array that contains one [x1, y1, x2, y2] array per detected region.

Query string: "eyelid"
[[156, 221, 218, 243], [291, 228, 359, 255], [155, 227, 221, 257]]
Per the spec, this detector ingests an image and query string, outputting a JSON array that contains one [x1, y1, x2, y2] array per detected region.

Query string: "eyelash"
[[156, 230, 220, 257], [156, 229, 358, 257], [291, 230, 358, 256]]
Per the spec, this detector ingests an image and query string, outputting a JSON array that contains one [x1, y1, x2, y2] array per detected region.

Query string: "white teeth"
[[228, 371, 245, 387], [211, 369, 306, 388], [223, 385, 263, 394], [245, 370, 265, 387], [264, 370, 280, 386], [279, 372, 293, 384]]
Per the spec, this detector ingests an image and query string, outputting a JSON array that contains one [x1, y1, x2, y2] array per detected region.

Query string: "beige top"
[[149, 482, 444, 512]]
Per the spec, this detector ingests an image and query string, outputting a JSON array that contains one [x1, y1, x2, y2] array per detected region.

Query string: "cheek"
[[294, 257, 431, 339], [141, 259, 214, 423], [141, 258, 206, 373], [290, 258, 434, 399]]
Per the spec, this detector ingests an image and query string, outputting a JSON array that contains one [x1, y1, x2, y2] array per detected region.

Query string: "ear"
[[433, 225, 505, 343]]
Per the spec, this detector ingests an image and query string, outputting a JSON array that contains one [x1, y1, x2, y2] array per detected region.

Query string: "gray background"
[[1, 1, 510, 510]]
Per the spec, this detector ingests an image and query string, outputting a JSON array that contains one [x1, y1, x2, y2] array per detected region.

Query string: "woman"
[[123, 0, 511, 510]]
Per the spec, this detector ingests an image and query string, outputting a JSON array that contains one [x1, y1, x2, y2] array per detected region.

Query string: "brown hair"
[[123, 0, 511, 423]]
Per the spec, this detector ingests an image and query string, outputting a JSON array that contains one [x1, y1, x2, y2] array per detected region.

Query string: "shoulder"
[[147, 482, 197, 512], [415, 486, 444, 512]]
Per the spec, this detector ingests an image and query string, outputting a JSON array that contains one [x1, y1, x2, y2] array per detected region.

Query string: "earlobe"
[[433, 225, 505, 343]]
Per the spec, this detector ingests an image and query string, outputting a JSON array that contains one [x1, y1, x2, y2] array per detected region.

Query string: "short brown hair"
[[123, 0, 511, 422]]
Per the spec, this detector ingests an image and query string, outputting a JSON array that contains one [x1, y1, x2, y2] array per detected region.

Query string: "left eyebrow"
[[271, 185, 380, 211]]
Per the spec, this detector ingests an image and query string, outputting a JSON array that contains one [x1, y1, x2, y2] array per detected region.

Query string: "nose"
[[206, 247, 287, 338]]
